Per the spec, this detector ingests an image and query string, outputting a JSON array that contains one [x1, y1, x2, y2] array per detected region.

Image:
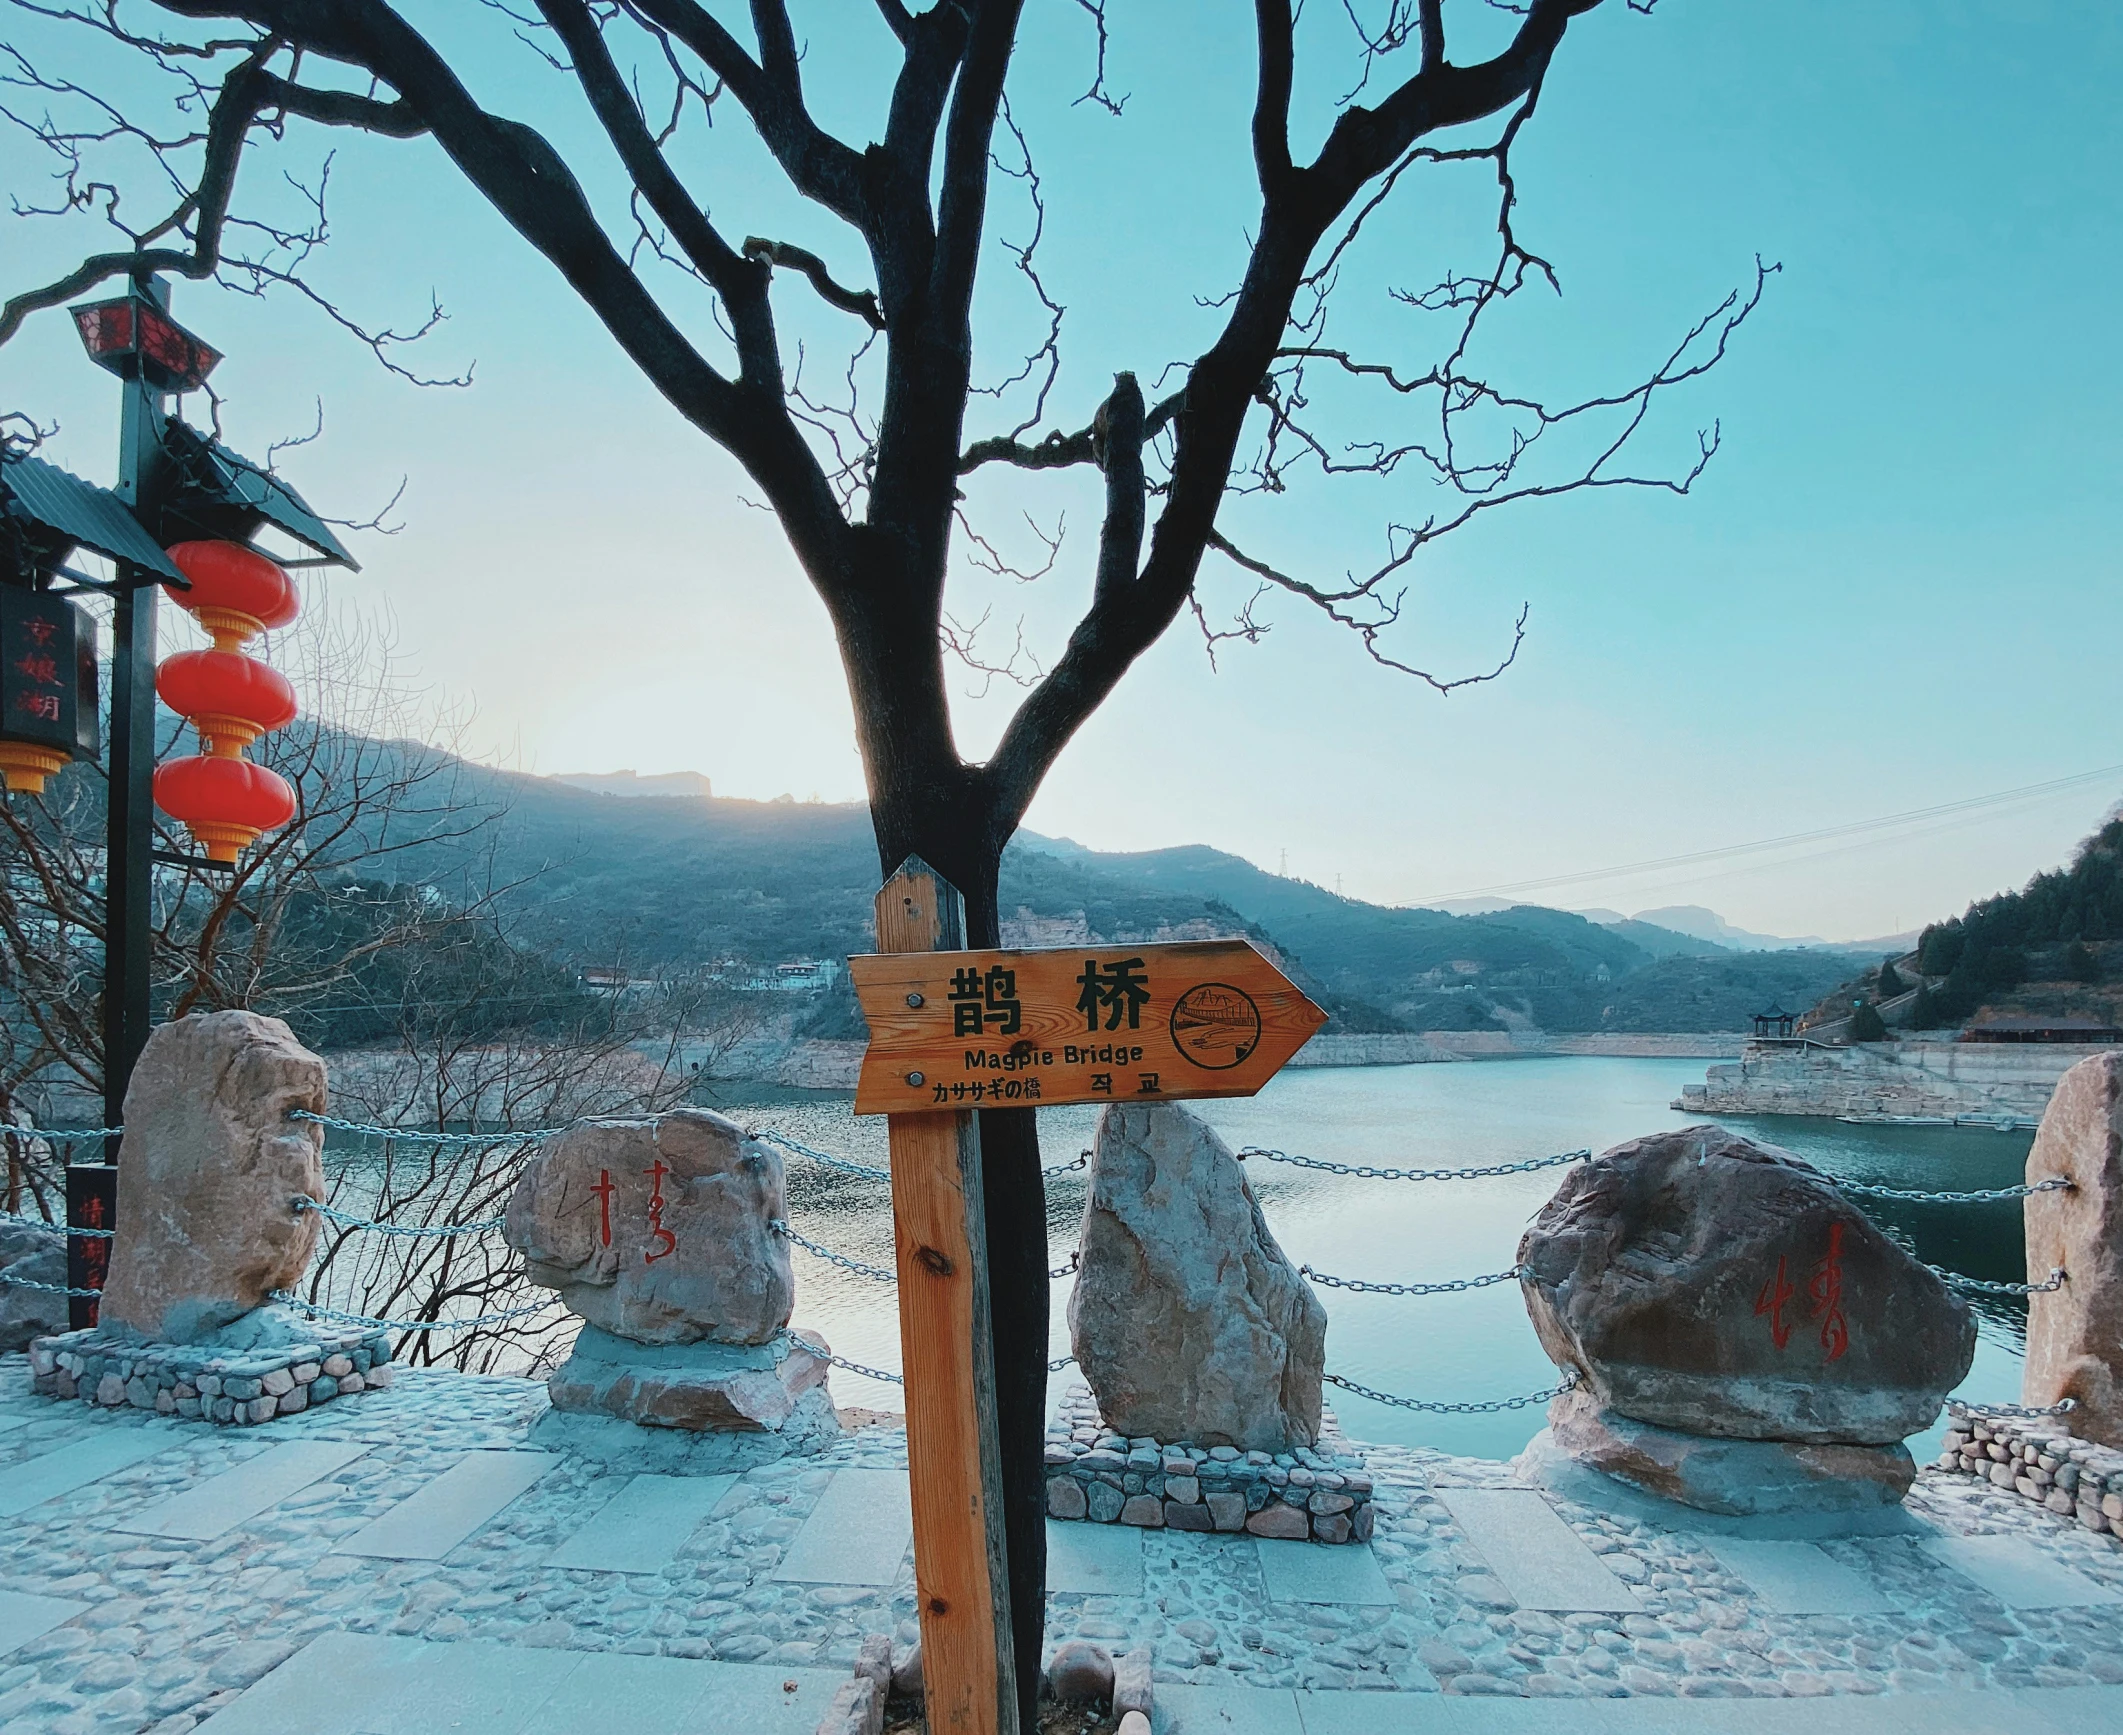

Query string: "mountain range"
[[336, 756, 1869, 1038]]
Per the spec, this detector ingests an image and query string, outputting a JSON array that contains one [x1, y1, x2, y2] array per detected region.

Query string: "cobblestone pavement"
[[2, 1355, 2120, 1735]]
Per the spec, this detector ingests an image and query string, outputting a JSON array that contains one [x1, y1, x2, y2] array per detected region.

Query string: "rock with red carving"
[[2023, 1050, 2123, 1446], [503, 1109, 792, 1347], [1518, 1125, 1973, 1446]]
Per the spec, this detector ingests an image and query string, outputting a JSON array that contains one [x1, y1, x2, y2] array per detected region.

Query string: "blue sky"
[[3, 0, 2119, 940]]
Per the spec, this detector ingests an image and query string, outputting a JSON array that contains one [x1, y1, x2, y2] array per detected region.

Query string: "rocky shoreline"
[[1677, 1039, 2111, 1122]]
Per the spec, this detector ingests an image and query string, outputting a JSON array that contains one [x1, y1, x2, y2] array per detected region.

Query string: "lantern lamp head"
[[70, 292, 221, 395]]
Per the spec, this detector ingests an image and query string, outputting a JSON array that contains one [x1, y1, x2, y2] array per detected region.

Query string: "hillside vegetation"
[[1801, 819, 2123, 1036]]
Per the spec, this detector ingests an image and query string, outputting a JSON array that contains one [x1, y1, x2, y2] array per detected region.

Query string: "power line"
[[1404, 763, 2123, 908]]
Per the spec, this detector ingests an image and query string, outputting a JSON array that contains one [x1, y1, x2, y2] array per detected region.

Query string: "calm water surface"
[[754, 1056, 2035, 1461]]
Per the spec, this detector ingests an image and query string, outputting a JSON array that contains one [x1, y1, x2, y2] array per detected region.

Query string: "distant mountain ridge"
[[318, 742, 1866, 1037]]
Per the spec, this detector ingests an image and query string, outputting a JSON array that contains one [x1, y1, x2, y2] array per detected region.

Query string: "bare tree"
[[0, 3, 1762, 1698]]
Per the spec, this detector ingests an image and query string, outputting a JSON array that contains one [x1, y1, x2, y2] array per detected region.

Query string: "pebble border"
[[25, 1323, 394, 1424], [1939, 1413, 2123, 1542], [1043, 1382, 1374, 1545]]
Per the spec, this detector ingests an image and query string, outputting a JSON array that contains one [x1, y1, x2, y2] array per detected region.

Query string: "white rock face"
[[2024, 1050, 2123, 1445], [1068, 1103, 1325, 1452], [99, 1011, 326, 1343], [504, 1108, 793, 1346]]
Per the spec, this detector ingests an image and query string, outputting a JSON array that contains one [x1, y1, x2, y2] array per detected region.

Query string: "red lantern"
[[155, 539, 302, 862], [163, 540, 298, 650], [152, 756, 296, 864], [155, 649, 297, 752]]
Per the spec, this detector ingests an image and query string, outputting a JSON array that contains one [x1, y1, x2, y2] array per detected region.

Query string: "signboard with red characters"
[[0, 586, 99, 762]]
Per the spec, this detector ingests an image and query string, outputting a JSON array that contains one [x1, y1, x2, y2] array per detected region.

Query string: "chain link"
[[1931, 1265, 2068, 1296], [292, 1197, 505, 1239], [0, 1126, 124, 1143], [289, 1110, 571, 1148], [1302, 1263, 1524, 1297], [1049, 1252, 1080, 1280], [1243, 1146, 1591, 1184], [269, 1289, 558, 1333], [752, 1128, 891, 1182], [776, 1331, 905, 1386], [1044, 1152, 1091, 1179], [1834, 1175, 2073, 1205], [1947, 1395, 2077, 1419], [1323, 1366, 1579, 1415], [1048, 1354, 1076, 1372], [0, 1271, 103, 1297], [770, 1220, 897, 1284], [0, 1209, 112, 1240]]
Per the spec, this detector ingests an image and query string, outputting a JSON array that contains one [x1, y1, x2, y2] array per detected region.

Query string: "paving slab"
[[1920, 1533, 2123, 1610], [1155, 1682, 1305, 1734], [1700, 1537, 1898, 1615], [0, 1426, 173, 1517], [1291, 1689, 2090, 1734], [1998, 1684, 2123, 1733], [193, 1631, 850, 1735], [355, 1637, 581, 1735], [1434, 1489, 1642, 1612], [546, 1472, 736, 1575], [333, 1449, 554, 1562], [117, 1439, 370, 1541], [193, 1631, 416, 1735], [516, 1650, 844, 1735], [1045, 1518, 1144, 1596], [771, 1467, 911, 1585], [1253, 1538, 1394, 1606], [0, 1590, 88, 1659]]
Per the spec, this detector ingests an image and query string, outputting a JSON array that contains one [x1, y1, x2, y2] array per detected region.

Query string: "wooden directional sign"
[[849, 940, 1327, 1116]]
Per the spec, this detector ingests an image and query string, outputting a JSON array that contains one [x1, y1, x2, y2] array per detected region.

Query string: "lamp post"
[[60, 276, 211, 1318]]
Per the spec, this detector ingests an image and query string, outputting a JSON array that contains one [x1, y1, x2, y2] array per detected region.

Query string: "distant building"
[[1751, 1006, 1798, 1039], [768, 959, 841, 992], [1959, 1016, 2123, 1045], [551, 769, 712, 800], [713, 958, 842, 992]]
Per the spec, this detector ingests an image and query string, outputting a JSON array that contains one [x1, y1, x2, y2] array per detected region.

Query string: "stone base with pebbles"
[[1939, 1411, 2123, 1542], [1043, 1381, 1373, 1544], [27, 1319, 392, 1424]]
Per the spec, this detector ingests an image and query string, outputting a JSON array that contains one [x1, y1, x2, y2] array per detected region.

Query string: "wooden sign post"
[[853, 906, 1328, 1735], [872, 860, 1018, 1735], [850, 939, 1327, 1115]]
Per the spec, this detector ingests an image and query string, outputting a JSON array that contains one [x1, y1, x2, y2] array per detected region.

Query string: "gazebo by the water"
[[1751, 1006, 1798, 1039]]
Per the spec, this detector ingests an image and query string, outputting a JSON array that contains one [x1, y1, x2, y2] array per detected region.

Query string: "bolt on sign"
[[849, 941, 1328, 1115]]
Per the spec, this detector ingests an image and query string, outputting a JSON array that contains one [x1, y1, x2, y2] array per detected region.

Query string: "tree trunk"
[[872, 811, 1048, 1732]]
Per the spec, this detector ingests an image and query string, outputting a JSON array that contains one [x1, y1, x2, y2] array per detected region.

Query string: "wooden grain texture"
[[849, 940, 1327, 1115], [876, 859, 1018, 1735]]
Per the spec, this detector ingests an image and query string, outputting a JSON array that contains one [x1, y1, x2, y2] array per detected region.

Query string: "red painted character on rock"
[[641, 1158, 677, 1264]]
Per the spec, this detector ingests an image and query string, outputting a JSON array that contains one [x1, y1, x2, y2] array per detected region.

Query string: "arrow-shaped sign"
[[849, 939, 1327, 1115]]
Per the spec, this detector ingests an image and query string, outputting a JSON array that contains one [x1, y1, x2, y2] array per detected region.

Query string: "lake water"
[[756, 1055, 2037, 1461]]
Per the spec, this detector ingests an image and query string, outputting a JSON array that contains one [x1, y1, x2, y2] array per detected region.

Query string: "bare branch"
[[742, 235, 883, 331]]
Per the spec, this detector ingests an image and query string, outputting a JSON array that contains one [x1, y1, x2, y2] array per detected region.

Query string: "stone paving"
[[1, 1354, 2121, 1734]]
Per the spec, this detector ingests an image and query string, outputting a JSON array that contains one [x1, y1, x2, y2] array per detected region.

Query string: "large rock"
[[99, 1012, 326, 1343], [504, 1109, 792, 1346], [0, 1219, 68, 1351], [2024, 1050, 2123, 1444], [546, 1322, 832, 1431], [1519, 1125, 1974, 1445], [1068, 1102, 1326, 1452], [1542, 1387, 1917, 1516]]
